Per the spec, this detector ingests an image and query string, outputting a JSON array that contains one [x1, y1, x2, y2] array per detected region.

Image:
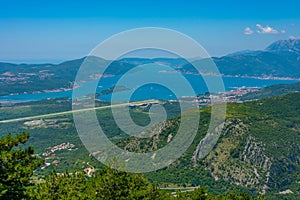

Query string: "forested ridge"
[[0, 133, 263, 199]]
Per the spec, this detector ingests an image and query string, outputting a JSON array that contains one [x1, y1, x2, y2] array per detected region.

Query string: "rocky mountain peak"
[[266, 38, 300, 54]]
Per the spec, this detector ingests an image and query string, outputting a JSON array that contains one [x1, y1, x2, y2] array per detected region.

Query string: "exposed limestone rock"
[[198, 118, 272, 192], [279, 189, 293, 194], [192, 122, 225, 162]]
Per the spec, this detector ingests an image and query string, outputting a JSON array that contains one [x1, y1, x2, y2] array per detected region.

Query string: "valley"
[[0, 88, 299, 199], [1, 38, 300, 199]]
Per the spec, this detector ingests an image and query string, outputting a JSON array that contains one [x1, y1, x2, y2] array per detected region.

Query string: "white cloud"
[[289, 35, 300, 39], [243, 27, 253, 35], [256, 24, 279, 34], [243, 24, 286, 36]]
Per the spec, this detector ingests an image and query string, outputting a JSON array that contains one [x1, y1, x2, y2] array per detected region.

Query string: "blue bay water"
[[0, 68, 298, 103]]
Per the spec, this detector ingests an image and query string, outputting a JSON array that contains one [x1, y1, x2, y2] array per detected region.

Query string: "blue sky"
[[0, 0, 300, 63]]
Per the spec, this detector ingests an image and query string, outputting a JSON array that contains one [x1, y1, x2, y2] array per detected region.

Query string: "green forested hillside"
[[122, 93, 300, 199], [0, 133, 262, 199], [0, 93, 299, 199], [241, 81, 300, 100]]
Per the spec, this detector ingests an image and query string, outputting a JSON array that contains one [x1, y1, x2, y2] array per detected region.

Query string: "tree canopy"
[[0, 132, 43, 199], [0, 133, 263, 199]]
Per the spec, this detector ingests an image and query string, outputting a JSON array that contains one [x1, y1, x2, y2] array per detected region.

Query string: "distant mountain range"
[[212, 39, 300, 78], [0, 39, 300, 95]]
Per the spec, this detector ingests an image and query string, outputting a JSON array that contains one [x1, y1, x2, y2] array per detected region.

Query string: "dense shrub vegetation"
[[0, 133, 263, 199]]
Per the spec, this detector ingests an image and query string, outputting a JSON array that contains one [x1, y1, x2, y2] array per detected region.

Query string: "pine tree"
[[0, 132, 43, 199]]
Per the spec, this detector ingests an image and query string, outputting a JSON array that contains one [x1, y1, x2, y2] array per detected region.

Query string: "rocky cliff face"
[[195, 119, 271, 193], [191, 93, 300, 197]]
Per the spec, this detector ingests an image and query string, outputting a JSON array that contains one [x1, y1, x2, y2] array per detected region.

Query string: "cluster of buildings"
[[223, 87, 259, 102], [42, 142, 76, 157], [186, 87, 259, 107], [126, 87, 259, 110], [0, 71, 54, 85]]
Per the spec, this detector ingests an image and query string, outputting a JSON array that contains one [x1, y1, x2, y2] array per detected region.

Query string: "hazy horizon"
[[0, 38, 297, 65]]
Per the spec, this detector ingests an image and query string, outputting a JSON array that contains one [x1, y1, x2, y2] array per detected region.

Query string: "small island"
[[100, 85, 131, 95]]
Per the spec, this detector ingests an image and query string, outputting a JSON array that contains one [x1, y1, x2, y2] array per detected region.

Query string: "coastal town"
[[171, 86, 260, 107]]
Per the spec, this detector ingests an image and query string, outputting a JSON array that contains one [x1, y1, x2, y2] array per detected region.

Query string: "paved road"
[[160, 186, 199, 190], [0, 100, 159, 124]]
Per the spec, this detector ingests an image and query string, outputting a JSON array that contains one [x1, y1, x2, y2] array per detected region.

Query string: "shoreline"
[[159, 70, 300, 81]]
